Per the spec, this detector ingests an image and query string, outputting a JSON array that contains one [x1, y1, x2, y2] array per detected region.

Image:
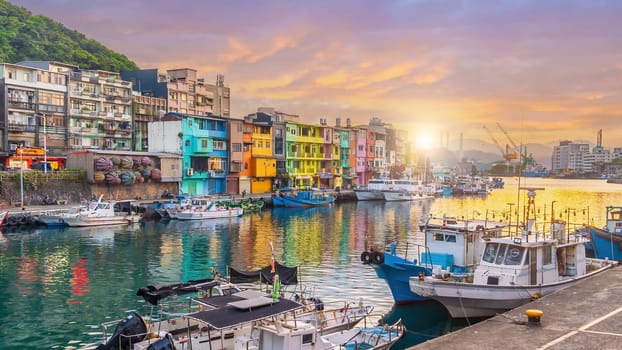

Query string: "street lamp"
[[40, 113, 47, 173], [19, 148, 24, 207]]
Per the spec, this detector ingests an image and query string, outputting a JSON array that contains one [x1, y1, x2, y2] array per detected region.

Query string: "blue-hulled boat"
[[272, 187, 335, 208], [361, 216, 506, 304], [586, 206, 622, 261]]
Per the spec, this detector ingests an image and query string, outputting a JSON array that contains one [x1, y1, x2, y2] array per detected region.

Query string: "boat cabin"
[[473, 235, 588, 286], [605, 206, 622, 233], [421, 217, 505, 274]]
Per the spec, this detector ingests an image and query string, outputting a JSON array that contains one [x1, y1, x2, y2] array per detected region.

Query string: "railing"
[[8, 101, 36, 110], [7, 123, 36, 132]]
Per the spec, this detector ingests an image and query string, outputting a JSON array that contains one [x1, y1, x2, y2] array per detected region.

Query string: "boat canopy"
[[136, 278, 221, 305], [228, 262, 298, 285], [184, 297, 303, 330]]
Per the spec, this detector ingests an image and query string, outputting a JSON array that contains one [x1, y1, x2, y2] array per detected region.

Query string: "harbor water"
[[1, 177, 621, 349]]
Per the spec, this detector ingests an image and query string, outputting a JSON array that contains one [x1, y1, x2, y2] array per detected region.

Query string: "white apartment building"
[[551, 141, 615, 173]]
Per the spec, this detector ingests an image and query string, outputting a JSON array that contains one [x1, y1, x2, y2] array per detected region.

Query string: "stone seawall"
[[0, 170, 179, 207]]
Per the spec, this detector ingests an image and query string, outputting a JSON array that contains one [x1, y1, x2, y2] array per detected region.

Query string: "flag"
[[272, 274, 280, 300], [269, 242, 275, 273]]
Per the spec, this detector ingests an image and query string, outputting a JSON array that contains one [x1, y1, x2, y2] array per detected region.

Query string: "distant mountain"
[[440, 138, 555, 169], [0, 0, 138, 71]]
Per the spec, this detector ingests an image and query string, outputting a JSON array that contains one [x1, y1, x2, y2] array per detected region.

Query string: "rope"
[[455, 281, 471, 326]]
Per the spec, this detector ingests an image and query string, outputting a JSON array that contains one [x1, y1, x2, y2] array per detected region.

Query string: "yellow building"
[[250, 121, 276, 193]]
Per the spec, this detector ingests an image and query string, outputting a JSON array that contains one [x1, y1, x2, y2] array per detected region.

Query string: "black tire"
[[361, 251, 372, 264], [372, 251, 385, 264]]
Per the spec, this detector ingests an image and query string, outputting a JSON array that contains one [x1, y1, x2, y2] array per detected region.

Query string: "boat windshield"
[[482, 243, 526, 266]]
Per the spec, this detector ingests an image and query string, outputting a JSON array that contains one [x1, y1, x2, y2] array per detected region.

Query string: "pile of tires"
[[360, 250, 384, 265]]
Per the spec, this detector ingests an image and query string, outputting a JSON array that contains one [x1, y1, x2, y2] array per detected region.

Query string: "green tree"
[[0, 0, 139, 71]]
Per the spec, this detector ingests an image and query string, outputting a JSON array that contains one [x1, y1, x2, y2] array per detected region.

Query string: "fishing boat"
[[354, 178, 422, 201], [152, 194, 191, 218], [166, 196, 244, 220], [38, 196, 141, 227], [409, 188, 617, 318], [96, 267, 383, 350], [584, 206, 622, 261], [272, 187, 335, 208], [361, 217, 506, 304], [97, 292, 397, 350], [169, 204, 243, 220]]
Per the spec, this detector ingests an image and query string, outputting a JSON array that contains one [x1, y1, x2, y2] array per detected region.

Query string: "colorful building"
[[226, 118, 244, 194], [148, 112, 228, 196], [249, 113, 276, 193], [285, 120, 325, 188]]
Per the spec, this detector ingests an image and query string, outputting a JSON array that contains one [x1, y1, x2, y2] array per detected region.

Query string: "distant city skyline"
[[11, 0, 622, 146]]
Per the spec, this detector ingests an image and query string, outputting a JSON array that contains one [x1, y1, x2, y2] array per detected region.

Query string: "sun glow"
[[415, 131, 435, 150]]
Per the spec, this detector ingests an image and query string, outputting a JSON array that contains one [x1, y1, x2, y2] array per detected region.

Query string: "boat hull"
[[383, 191, 434, 202], [174, 207, 243, 220], [588, 227, 622, 261], [62, 215, 140, 227], [410, 263, 614, 318], [272, 195, 335, 208], [354, 190, 384, 201], [37, 215, 70, 227], [368, 252, 430, 303]]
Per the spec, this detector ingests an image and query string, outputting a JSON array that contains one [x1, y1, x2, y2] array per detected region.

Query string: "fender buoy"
[[372, 251, 384, 265], [309, 297, 324, 311], [360, 251, 372, 264]]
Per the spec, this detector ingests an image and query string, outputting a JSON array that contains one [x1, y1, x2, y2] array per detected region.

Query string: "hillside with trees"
[[0, 0, 139, 72]]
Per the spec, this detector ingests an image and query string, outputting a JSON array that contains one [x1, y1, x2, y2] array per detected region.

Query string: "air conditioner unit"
[[209, 170, 216, 177], [186, 168, 194, 176]]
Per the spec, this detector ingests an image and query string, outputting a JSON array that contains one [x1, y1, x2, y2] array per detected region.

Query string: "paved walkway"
[[409, 265, 622, 350]]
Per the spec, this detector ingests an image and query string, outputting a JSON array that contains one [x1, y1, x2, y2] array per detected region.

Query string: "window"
[[302, 333, 313, 345], [232, 143, 242, 152], [190, 156, 209, 172], [483, 243, 497, 263], [185, 140, 190, 147], [213, 141, 226, 150], [543, 246, 552, 265], [258, 141, 263, 148], [275, 129, 282, 137], [201, 139, 208, 148], [505, 246, 525, 265], [433, 233, 444, 241], [445, 234, 456, 243], [266, 141, 270, 148], [495, 244, 507, 264]]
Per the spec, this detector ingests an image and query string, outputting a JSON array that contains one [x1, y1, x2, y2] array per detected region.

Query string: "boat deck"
[[409, 266, 622, 350]]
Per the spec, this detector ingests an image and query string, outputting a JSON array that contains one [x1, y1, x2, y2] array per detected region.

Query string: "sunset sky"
[[12, 0, 622, 148]]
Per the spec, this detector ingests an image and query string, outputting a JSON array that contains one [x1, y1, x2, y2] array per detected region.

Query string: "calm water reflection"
[[1, 178, 621, 349]]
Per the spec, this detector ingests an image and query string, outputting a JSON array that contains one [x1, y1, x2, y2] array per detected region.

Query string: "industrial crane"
[[496, 122, 520, 160], [483, 125, 517, 161]]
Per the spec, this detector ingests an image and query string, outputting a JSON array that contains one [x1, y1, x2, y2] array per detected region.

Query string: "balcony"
[[8, 101, 36, 110], [7, 122, 36, 132]]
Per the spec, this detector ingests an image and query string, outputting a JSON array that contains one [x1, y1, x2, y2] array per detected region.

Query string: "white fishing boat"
[[168, 202, 243, 220], [409, 188, 617, 318], [38, 196, 141, 227], [355, 178, 421, 201], [96, 285, 385, 350]]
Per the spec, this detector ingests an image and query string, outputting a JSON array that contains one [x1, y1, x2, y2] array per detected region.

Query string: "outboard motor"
[[146, 333, 175, 350], [96, 312, 147, 350]]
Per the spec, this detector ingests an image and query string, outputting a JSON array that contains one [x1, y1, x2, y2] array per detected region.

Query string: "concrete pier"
[[410, 266, 622, 350]]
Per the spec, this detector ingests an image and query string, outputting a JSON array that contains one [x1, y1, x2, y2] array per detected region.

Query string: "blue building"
[[150, 112, 229, 195]]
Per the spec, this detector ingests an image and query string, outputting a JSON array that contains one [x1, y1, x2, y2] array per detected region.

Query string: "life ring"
[[360, 251, 372, 264], [372, 251, 384, 265]]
